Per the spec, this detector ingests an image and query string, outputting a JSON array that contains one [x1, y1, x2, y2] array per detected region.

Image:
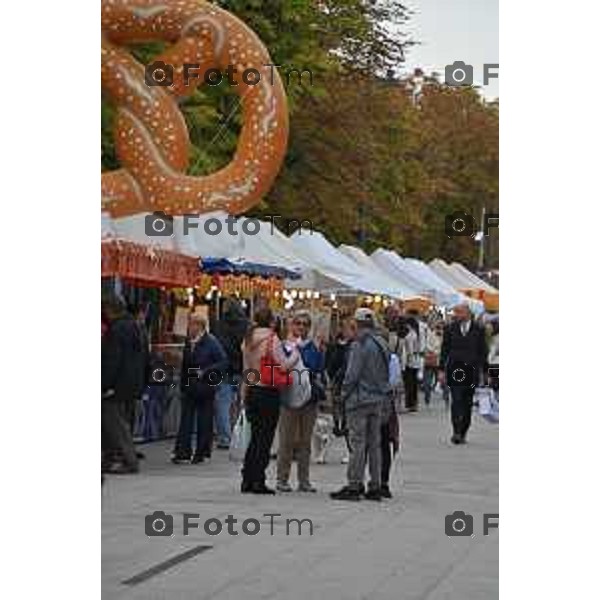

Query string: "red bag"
[[260, 335, 292, 388]]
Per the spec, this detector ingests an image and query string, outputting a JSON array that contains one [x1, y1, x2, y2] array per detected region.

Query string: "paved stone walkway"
[[102, 398, 498, 599]]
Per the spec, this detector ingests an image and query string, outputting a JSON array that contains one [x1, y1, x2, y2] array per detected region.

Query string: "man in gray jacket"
[[330, 308, 391, 501]]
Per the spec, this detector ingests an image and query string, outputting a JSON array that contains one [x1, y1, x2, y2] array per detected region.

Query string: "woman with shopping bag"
[[240, 309, 300, 495], [276, 312, 325, 493]]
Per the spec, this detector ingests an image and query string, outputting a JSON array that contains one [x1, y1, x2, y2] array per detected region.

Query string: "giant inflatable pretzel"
[[101, 0, 289, 217]]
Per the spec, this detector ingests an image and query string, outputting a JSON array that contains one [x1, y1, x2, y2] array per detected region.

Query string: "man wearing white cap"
[[330, 308, 391, 501]]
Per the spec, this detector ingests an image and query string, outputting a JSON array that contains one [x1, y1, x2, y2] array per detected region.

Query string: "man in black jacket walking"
[[439, 304, 488, 444]]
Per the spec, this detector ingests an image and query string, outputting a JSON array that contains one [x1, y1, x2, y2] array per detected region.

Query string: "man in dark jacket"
[[439, 303, 488, 444], [101, 294, 147, 474], [331, 308, 391, 501], [172, 314, 228, 463]]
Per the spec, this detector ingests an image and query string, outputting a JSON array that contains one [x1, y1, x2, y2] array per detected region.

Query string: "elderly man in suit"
[[439, 304, 488, 445], [172, 315, 228, 464]]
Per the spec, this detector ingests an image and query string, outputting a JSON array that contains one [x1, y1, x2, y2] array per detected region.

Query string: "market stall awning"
[[288, 232, 405, 299], [101, 239, 198, 288], [201, 257, 301, 280], [371, 250, 475, 308], [338, 245, 424, 300], [429, 259, 495, 312], [450, 262, 499, 293]]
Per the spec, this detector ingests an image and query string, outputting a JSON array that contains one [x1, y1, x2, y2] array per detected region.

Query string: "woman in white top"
[[423, 321, 444, 405]]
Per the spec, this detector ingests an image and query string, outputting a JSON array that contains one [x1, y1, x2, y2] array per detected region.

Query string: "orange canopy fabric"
[[101, 239, 198, 288]]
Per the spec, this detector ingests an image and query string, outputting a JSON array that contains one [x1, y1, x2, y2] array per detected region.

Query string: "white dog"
[[312, 414, 349, 464]]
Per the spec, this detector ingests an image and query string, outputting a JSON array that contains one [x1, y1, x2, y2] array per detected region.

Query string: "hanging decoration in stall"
[[196, 273, 284, 298]]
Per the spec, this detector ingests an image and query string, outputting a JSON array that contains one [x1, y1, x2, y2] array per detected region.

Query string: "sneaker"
[[451, 434, 462, 445], [380, 485, 392, 499], [276, 481, 293, 492], [330, 486, 361, 501], [341, 455, 349, 464], [298, 482, 317, 493], [364, 488, 382, 501], [191, 453, 205, 464]]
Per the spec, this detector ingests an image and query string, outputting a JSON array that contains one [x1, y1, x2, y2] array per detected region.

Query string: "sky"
[[401, 0, 499, 99]]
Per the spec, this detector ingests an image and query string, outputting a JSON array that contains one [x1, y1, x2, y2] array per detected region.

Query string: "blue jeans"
[[214, 383, 237, 446]]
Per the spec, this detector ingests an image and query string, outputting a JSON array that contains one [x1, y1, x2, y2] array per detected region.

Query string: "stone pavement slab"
[[102, 400, 498, 600]]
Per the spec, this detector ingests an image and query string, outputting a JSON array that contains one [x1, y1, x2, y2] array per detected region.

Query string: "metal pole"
[[478, 207, 486, 271]]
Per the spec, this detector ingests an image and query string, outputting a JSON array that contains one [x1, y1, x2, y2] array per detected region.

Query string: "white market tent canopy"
[[429, 259, 474, 290], [338, 245, 423, 300], [450, 262, 499, 293], [102, 212, 491, 307], [102, 211, 242, 258], [102, 212, 357, 294], [371, 249, 470, 308], [289, 232, 408, 298]]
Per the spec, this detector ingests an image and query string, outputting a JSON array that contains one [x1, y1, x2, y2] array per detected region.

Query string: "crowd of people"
[[101, 292, 499, 500]]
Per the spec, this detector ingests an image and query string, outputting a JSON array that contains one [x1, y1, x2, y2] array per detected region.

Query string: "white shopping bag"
[[229, 408, 252, 462], [281, 353, 312, 409], [476, 387, 499, 424]]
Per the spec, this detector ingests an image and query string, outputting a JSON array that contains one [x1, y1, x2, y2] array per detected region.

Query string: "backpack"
[[365, 333, 396, 388]]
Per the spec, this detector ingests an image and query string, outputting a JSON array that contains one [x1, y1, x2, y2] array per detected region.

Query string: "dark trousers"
[[450, 386, 475, 438], [403, 368, 419, 411], [242, 386, 280, 486], [380, 421, 392, 486], [102, 398, 139, 470], [175, 388, 215, 457]]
